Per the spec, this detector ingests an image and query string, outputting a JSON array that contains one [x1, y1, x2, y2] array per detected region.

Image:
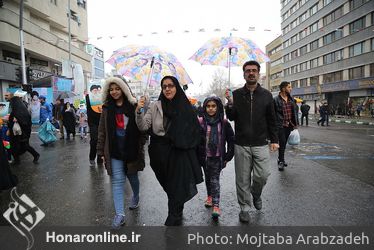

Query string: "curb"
[[330, 119, 374, 125]]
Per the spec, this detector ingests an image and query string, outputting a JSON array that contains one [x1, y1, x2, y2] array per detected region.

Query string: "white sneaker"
[[89, 160, 95, 166]]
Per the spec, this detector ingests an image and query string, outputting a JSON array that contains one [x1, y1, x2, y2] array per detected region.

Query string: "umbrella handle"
[[228, 48, 232, 88], [140, 57, 155, 113]]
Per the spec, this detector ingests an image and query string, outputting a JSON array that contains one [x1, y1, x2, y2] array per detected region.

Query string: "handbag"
[[12, 121, 22, 136], [288, 129, 300, 145]]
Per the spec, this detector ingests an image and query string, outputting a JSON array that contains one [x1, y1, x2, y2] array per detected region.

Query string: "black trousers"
[[278, 127, 293, 163], [89, 124, 103, 163], [13, 141, 39, 162], [301, 114, 308, 126]]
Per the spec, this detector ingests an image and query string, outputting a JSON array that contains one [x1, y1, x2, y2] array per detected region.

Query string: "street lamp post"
[[19, 0, 27, 85]]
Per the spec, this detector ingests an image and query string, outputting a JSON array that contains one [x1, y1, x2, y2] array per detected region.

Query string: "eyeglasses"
[[162, 84, 175, 90], [244, 69, 258, 74]]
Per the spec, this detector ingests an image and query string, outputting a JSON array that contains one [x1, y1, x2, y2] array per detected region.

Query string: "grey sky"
[[87, 0, 282, 94]]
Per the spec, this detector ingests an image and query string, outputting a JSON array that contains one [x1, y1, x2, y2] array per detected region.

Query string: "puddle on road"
[[289, 143, 343, 154], [288, 143, 374, 160]]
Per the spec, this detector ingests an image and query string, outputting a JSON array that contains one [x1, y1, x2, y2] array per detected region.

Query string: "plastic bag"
[[288, 129, 300, 145], [12, 121, 22, 136], [38, 120, 57, 144]]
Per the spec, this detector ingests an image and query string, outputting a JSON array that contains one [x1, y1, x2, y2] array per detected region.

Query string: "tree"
[[205, 68, 229, 101]]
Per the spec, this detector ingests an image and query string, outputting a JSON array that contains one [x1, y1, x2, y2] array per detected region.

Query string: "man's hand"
[[225, 89, 233, 104], [269, 143, 279, 152]]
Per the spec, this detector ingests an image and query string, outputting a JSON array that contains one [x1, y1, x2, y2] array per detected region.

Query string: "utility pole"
[[68, 0, 71, 65], [19, 0, 27, 85]]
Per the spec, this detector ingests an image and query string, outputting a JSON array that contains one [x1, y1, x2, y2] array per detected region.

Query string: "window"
[[310, 76, 319, 85], [284, 39, 290, 48], [299, 29, 307, 39], [282, 0, 292, 8], [290, 3, 298, 14], [284, 68, 290, 76], [94, 68, 105, 78], [349, 66, 364, 79], [324, 53, 333, 64], [270, 71, 283, 80], [349, 42, 364, 57], [300, 45, 308, 56], [30, 58, 48, 67], [310, 39, 319, 51], [323, 6, 343, 26], [291, 50, 299, 59], [291, 34, 298, 44], [300, 11, 308, 23], [50, 0, 57, 5], [300, 78, 308, 87], [310, 4, 318, 16], [269, 45, 282, 55], [270, 58, 283, 67], [372, 38, 374, 51], [291, 81, 298, 88], [350, 17, 365, 34], [94, 58, 104, 69], [323, 71, 343, 83], [324, 0, 333, 6], [310, 58, 319, 68], [284, 53, 290, 62], [300, 61, 309, 71], [370, 63, 374, 77], [323, 30, 343, 45], [77, 0, 86, 9], [350, 0, 370, 10], [323, 50, 343, 64], [291, 19, 299, 29], [291, 65, 299, 74], [310, 22, 318, 33]]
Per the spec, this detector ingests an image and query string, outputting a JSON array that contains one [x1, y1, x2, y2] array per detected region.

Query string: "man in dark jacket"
[[225, 60, 279, 223], [273, 81, 299, 171], [86, 94, 104, 166], [300, 100, 310, 126]]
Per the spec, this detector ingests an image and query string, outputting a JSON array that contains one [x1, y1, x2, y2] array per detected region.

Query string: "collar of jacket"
[[240, 83, 263, 95], [278, 92, 295, 102]]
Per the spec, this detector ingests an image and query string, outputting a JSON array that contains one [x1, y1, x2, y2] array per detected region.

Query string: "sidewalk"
[[308, 115, 374, 125]]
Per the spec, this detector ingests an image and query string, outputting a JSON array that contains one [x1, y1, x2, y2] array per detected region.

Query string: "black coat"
[[0, 142, 18, 190], [225, 84, 278, 146]]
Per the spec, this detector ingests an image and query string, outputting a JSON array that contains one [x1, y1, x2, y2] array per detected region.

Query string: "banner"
[[0, 102, 9, 119], [87, 80, 104, 113]]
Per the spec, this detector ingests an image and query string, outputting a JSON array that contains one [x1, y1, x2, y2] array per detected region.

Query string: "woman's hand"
[[136, 96, 146, 113]]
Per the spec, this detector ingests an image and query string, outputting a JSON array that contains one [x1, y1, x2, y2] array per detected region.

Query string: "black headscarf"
[[159, 76, 200, 149], [202, 96, 224, 155]]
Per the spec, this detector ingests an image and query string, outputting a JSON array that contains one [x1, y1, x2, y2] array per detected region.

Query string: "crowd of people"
[[1, 60, 327, 228]]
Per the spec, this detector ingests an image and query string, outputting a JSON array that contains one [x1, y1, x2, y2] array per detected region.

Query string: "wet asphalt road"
[[1, 121, 374, 227]]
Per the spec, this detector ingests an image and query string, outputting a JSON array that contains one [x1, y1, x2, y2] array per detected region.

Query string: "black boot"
[[165, 200, 183, 226]]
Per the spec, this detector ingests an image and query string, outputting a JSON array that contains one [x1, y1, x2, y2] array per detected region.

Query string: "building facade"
[[0, 0, 91, 100], [85, 44, 105, 80], [266, 35, 284, 94], [280, 0, 374, 115]]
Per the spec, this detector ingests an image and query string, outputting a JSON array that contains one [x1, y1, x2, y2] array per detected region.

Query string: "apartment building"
[[266, 35, 284, 94], [0, 0, 91, 100], [280, 0, 374, 114], [85, 44, 105, 80]]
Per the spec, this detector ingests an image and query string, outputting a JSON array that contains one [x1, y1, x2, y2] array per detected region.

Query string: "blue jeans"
[[111, 158, 139, 216]]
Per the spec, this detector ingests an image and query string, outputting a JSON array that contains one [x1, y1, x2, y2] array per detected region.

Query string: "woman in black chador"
[[136, 76, 203, 226], [8, 96, 40, 164]]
